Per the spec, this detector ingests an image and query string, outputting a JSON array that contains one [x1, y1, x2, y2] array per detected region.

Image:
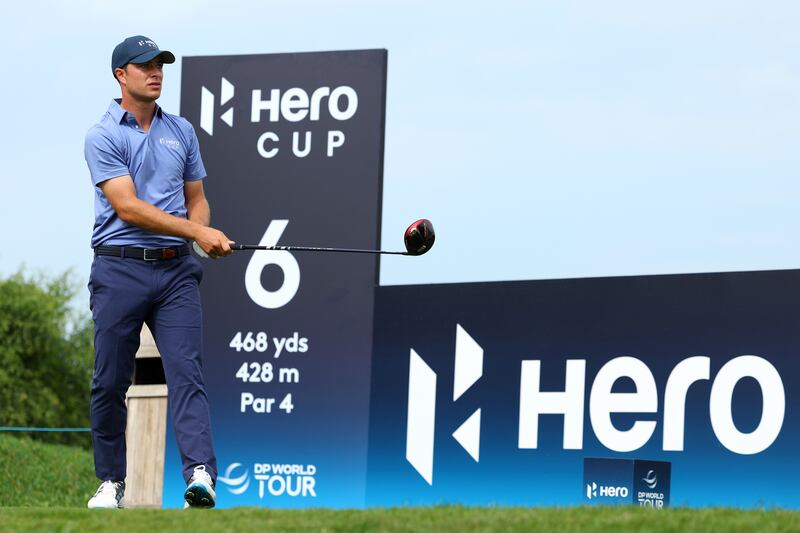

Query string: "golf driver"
[[193, 219, 435, 258]]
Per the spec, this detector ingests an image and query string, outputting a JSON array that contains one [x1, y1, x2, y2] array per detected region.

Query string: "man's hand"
[[184, 179, 233, 258], [194, 225, 234, 259]]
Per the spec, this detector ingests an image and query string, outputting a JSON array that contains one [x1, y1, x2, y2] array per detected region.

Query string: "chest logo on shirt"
[[159, 137, 181, 150]]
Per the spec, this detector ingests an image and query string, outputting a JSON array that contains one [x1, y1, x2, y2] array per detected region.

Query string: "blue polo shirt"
[[84, 99, 206, 248]]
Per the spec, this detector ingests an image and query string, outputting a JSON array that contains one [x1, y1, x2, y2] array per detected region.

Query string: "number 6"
[[244, 220, 301, 309]]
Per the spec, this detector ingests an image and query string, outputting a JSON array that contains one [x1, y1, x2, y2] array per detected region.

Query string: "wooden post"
[[124, 324, 168, 508]]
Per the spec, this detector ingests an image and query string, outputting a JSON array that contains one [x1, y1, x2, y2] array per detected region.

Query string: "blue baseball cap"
[[111, 35, 175, 77]]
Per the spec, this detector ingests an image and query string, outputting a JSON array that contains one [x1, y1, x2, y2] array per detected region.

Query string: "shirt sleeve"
[[183, 123, 207, 181], [84, 127, 130, 186]]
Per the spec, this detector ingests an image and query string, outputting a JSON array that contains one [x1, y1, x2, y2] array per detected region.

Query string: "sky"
[[1, 0, 799, 300]]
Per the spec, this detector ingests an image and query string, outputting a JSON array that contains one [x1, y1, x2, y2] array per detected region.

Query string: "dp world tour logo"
[[406, 324, 483, 485], [200, 77, 235, 136], [217, 463, 250, 495], [643, 470, 658, 489], [216, 461, 317, 498]]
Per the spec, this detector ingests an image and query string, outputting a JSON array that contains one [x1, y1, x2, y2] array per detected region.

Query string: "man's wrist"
[[186, 220, 204, 241]]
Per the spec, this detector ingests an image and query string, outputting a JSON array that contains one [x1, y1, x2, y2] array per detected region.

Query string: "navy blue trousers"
[[89, 254, 217, 484]]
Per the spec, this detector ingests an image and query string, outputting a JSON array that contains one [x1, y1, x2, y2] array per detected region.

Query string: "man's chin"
[[133, 91, 161, 103]]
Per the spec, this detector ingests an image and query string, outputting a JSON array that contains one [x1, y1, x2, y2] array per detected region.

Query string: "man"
[[84, 35, 232, 509]]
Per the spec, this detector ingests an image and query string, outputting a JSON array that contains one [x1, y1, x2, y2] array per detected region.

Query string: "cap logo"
[[138, 39, 157, 48]]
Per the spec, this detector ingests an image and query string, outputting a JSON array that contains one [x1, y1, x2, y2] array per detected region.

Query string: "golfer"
[[84, 35, 231, 509]]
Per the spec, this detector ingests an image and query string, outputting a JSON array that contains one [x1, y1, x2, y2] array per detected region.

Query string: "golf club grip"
[[230, 244, 407, 255]]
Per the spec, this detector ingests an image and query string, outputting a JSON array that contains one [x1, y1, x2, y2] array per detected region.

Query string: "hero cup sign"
[[172, 49, 387, 509], [201, 79, 360, 309], [200, 76, 358, 159], [252, 86, 357, 159]]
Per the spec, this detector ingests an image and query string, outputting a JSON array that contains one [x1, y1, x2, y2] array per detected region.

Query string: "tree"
[[0, 271, 93, 447]]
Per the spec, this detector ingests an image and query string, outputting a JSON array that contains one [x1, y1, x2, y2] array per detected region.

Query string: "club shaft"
[[231, 244, 408, 256]]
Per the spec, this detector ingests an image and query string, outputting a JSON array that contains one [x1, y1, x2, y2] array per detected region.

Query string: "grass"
[[1, 506, 799, 533], [1, 434, 798, 532], [0, 433, 96, 507]]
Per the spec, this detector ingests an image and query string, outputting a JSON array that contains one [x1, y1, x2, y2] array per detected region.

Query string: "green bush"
[[0, 271, 93, 447]]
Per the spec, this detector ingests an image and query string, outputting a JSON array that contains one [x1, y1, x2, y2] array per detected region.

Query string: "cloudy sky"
[[1, 1, 798, 295]]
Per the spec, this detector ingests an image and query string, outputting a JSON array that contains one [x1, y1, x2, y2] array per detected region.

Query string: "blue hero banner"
[[165, 49, 387, 508], [366, 270, 799, 508]]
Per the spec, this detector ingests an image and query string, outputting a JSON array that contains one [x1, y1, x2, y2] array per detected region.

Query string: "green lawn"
[[1, 434, 798, 532], [1, 506, 799, 533], [0, 433, 96, 507]]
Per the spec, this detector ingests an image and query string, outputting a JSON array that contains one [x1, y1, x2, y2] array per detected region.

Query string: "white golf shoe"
[[184, 465, 216, 508], [87, 480, 125, 509]]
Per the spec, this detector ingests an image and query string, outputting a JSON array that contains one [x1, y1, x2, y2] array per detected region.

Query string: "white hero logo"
[[199, 77, 357, 158], [518, 355, 785, 455], [200, 77, 235, 136], [159, 137, 180, 149], [406, 325, 483, 485], [586, 482, 629, 500], [405, 330, 787, 485], [217, 462, 317, 498]]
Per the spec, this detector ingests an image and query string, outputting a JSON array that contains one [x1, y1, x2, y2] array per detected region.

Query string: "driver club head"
[[404, 219, 435, 256]]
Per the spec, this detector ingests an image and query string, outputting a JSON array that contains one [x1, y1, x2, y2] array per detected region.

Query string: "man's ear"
[[115, 66, 126, 86]]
